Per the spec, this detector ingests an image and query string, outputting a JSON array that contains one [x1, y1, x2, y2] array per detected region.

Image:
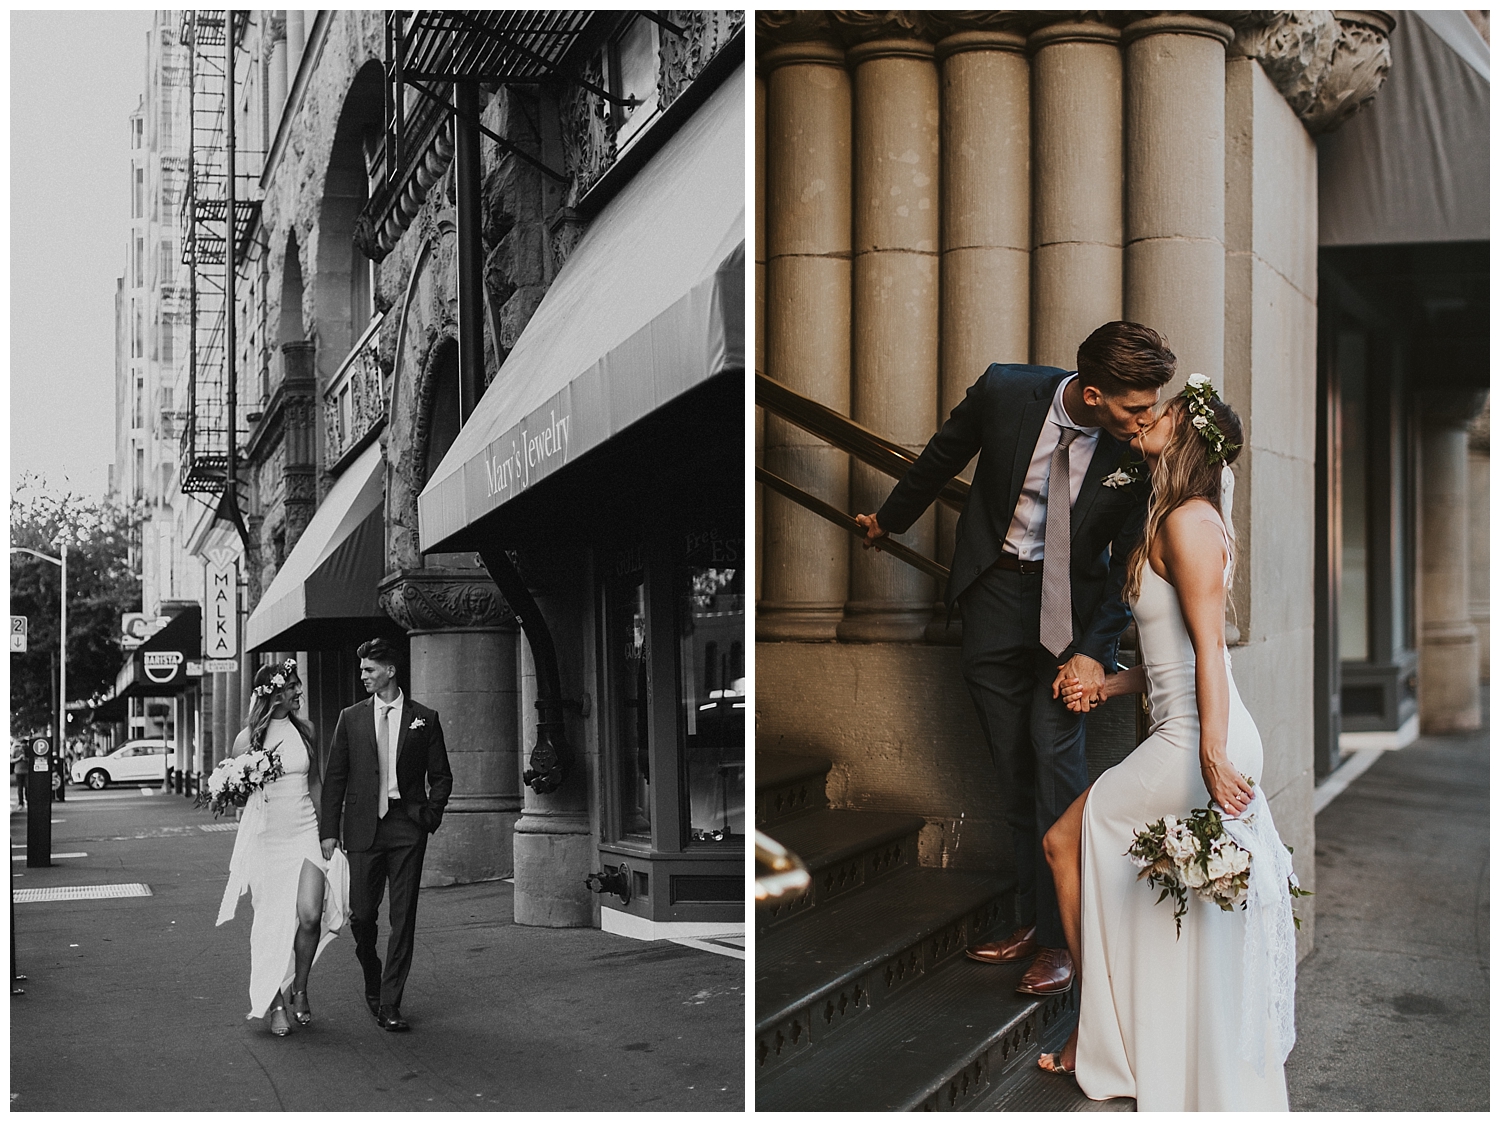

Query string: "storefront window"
[[678, 528, 745, 846], [606, 556, 652, 840]]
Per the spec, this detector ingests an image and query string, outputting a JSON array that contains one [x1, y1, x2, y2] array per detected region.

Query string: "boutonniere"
[[408, 717, 426, 729], [1102, 450, 1146, 489]]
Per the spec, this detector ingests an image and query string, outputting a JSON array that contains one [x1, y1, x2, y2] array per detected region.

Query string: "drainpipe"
[[453, 81, 484, 424], [476, 546, 572, 794]]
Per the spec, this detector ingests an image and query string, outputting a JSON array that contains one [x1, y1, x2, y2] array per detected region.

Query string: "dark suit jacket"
[[876, 363, 1150, 668], [320, 695, 454, 852]]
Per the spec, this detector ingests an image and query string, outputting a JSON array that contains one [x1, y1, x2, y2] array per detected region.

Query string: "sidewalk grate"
[[198, 823, 238, 832], [15, 884, 152, 903]]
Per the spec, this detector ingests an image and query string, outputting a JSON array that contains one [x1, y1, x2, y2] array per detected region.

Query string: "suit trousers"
[[348, 803, 428, 1009], [959, 564, 1090, 949]]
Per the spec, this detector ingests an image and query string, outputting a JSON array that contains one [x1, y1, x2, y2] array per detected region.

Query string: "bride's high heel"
[[290, 988, 312, 1026], [268, 994, 292, 1037], [1038, 1051, 1076, 1075]]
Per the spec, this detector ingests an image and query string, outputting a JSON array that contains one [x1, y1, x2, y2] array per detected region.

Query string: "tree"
[[10, 476, 142, 738]]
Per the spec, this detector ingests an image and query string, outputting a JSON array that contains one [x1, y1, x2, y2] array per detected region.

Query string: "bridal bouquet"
[[1128, 792, 1309, 937], [195, 746, 285, 819]]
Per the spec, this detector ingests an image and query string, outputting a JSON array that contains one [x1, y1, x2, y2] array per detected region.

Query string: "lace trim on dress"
[[1219, 787, 1298, 1075]]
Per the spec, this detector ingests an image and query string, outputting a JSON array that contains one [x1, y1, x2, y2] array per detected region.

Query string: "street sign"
[[10, 616, 26, 653]]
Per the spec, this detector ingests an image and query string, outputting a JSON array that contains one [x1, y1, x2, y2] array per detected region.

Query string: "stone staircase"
[[756, 749, 1101, 1111]]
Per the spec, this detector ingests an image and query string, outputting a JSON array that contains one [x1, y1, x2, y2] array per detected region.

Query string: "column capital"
[[763, 39, 847, 73], [1028, 21, 1122, 53], [935, 29, 1027, 62], [846, 36, 936, 66], [377, 568, 516, 632], [1121, 14, 1233, 48]]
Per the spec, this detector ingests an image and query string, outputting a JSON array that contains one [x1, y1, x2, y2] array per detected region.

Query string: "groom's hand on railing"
[[854, 513, 886, 547]]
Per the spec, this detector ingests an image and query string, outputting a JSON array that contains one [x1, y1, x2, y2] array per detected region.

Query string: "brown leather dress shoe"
[[965, 924, 1038, 964], [1016, 947, 1074, 995]]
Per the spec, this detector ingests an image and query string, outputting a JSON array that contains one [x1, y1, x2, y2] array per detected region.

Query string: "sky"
[[11, 11, 154, 500]]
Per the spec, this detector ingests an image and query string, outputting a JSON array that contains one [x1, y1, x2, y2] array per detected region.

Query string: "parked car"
[[71, 740, 169, 790]]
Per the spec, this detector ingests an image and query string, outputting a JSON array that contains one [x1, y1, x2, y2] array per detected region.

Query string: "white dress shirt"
[[375, 690, 405, 802], [1003, 374, 1102, 561]]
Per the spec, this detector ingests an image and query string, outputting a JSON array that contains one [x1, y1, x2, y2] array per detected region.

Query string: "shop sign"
[[204, 550, 239, 662], [203, 659, 238, 674], [142, 651, 184, 685], [121, 612, 170, 649], [478, 407, 572, 505]]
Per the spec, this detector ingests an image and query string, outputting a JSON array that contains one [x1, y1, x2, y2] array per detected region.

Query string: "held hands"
[[320, 838, 337, 861], [1052, 654, 1106, 712], [1201, 756, 1256, 817]]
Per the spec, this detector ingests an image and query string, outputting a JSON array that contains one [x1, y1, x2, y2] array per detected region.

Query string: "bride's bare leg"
[[292, 859, 325, 995], [1041, 785, 1091, 1068]]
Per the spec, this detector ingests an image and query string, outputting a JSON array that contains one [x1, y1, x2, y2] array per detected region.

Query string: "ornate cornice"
[[377, 568, 516, 632], [1225, 10, 1393, 133]]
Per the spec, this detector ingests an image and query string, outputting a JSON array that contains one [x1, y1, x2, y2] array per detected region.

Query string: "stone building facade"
[[754, 9, 1400, 954]]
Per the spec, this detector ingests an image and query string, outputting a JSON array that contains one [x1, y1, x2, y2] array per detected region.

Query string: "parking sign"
[[10, 616, 26, 653]]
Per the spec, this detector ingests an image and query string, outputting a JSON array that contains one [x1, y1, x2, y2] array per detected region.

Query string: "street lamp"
[[11, 543, 67, 757]]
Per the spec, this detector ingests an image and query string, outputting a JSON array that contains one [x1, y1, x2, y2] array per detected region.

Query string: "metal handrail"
[[755, 372, 970, 513]]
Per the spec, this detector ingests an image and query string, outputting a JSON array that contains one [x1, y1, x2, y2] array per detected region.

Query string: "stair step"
[[982, 1066, 1137, 1112], [757, 808, 924, 930], [756, 751, 831, 827], [754, 954, 1077, 1112], [756, 867, 1009, 1074]]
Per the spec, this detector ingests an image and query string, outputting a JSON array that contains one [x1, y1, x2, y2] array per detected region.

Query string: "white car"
[[72, 740, 169, 790]]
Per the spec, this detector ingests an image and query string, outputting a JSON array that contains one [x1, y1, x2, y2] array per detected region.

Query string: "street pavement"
[[10, 786, 745, 1112], [1286, 721, 1489, 1111]]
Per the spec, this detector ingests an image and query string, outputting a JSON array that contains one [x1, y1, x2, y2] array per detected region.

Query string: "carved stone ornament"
[[377, 569, 516, 632], [1225, 9, 1393, 134]]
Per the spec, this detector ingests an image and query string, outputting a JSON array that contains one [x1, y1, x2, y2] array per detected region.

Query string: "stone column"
[[1122, 15, 1233, 387], [838, 36, 940, 643], [1468, 402, 1489, 681], [1418, 397, 1485, 732], [267, 15, 288, 124], [758, 39, 853, 641], [211, 669, 228, 768], [286, 10, 306, 83], [280, 341, 317, 552], [379, 569, 523, 885], [755, 65, 766, 604], [931, 29, 1029, 640], [1029, 21, 1124, 368]]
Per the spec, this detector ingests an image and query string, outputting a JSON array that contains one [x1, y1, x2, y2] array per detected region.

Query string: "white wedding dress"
[[1074, 557, 1291, 1110], [216, 718, 348, 1019]]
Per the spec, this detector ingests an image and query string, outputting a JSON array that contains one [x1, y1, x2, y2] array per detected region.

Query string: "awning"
[[140, 604, 201, 658], [418, 62, 746, 553], [245, 440, 388, 652], [1319, 12, 1489, 245]]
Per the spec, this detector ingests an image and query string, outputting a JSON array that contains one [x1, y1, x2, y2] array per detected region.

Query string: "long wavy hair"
[[245, 661, 317, 756], [1124, 391, 1245, 602]]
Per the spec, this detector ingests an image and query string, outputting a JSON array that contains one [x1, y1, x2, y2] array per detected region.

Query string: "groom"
[[321, 637, 453, 1032], [857, 321, 1174, 996]]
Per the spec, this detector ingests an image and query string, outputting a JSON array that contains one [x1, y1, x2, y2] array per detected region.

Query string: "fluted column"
[[838, 37, 940, 643], [1029, 21, 1124, 369], [1418, 399, 1485, 732], [932, 29, 1029, 641], [1122, 15, 1233, 388], [758, 40, 853, 641]]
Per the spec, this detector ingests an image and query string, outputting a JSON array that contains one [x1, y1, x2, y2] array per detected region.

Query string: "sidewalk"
[[10, 789, 744, 1111], [1286, 719, 1489, 1111]]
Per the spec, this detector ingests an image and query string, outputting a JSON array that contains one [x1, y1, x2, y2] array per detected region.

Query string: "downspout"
[[476, 545, 573, 794]]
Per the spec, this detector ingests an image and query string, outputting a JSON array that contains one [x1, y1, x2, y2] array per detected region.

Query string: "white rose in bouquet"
[[1181, 860, 1209, 889]]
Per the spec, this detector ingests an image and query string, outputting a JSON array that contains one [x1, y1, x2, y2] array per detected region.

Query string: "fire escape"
[[180, 10, 259, 543]]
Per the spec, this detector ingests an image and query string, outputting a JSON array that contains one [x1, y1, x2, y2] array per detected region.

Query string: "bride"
[[217, 660, 347, 1036], [1040, 377, 1294, 1110]]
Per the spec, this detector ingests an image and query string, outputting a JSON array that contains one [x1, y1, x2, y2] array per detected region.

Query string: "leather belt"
[[993, 551, 1045, 576]]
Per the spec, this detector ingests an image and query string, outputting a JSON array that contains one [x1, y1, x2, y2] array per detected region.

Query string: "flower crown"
[[1180, 374, 1239, 466], [252, 657, 300, 698]]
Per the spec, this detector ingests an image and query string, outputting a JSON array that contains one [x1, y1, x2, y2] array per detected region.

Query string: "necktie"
[[376, 703, 392, 819], [1040, 427, 1080, 657]]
